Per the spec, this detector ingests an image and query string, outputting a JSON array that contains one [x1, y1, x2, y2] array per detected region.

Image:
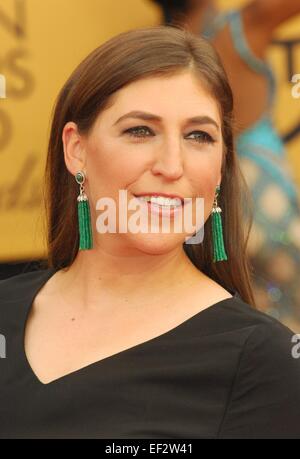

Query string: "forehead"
[[101, 71, 221, 123]]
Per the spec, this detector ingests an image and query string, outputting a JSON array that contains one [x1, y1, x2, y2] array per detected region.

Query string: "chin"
[[129, 232, 186, 254]]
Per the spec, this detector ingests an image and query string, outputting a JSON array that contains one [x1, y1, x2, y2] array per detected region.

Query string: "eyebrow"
[[113, 110, 220, 130]]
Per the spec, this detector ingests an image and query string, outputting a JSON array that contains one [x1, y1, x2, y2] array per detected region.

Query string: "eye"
[[124, 126, 153, 139], [123, 126, 216, 144], [187, 131, 216, 144]]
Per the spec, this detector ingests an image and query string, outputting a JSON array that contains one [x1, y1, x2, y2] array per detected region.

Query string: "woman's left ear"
[[62, 121, 87, 175]]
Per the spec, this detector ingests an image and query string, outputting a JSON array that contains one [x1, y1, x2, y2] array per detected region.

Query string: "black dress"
[[0, 268, 300, 439]]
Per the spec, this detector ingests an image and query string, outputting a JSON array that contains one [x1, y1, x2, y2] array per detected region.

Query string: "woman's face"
[[63, 71, 224, 255]]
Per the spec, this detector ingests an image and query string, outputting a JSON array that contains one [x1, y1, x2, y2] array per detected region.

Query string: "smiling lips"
[[134, 192, 185, 205], [133, 194, 187, 219]]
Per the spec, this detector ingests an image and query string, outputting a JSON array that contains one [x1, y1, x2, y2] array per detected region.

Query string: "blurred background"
[[0, 0, 299, 327]]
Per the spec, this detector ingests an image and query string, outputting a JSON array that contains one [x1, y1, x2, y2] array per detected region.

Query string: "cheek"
[[85, 138, 144, 201], [190, 156, 222, 217], [192, 156, 221, 191]]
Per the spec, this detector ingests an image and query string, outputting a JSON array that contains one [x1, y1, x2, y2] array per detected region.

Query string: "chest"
[[23, 295, 198, 384], [23, 284, 231, 385]]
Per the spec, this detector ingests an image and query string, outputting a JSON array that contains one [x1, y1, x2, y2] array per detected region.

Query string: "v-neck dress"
[[0, 268, 300, 439]]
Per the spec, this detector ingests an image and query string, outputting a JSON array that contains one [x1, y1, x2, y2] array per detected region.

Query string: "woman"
[[0, 26, 300, 439], [150, 0, 300, 329]]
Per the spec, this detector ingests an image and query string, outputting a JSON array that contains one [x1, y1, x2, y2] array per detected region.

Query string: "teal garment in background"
[[202, 10, 300, 329]]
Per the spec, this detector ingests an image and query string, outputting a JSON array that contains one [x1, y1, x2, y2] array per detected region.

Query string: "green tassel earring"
[[211, 185, 227, 262], [75, 171, 93, 250]]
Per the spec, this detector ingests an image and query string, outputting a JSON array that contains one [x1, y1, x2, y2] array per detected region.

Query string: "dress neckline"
[[20, 267, 239, 388]]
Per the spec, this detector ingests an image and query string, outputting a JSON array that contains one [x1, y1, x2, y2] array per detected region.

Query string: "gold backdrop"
[[0, 0, 299, 261]]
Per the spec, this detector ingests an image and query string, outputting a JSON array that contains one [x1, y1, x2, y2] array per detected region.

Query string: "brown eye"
[[187, 131, 215, 144], [124, 126, 153, 138]]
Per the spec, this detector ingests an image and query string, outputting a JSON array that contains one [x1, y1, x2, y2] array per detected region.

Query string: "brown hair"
[[43, 25, 256, 307], [150, 0, 195, 25]]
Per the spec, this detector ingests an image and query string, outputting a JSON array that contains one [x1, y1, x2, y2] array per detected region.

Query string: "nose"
[[151, 135, 184, 180]]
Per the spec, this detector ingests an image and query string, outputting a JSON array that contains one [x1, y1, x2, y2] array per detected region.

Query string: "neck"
[[53, 242, 206, 310]]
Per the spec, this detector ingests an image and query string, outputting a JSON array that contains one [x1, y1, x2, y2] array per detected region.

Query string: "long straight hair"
[[43, 25, 256, 307]]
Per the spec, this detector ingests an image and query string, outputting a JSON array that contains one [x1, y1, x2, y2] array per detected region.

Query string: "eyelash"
[[123, 126, 216, 144]]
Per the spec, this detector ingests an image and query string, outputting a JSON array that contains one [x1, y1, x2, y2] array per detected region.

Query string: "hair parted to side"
[[43, 25, 256, 307]]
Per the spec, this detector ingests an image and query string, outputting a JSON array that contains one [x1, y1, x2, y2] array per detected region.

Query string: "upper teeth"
[[136, 195, 182, 206]]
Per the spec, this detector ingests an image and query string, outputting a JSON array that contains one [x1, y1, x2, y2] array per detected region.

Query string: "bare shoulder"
[[182, 269, 233, 313], [28, 269, 67, 319], [197, 277, 233, 304]]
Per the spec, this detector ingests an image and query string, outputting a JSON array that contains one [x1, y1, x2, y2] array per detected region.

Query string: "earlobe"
[[62, 121, 86, 175]]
